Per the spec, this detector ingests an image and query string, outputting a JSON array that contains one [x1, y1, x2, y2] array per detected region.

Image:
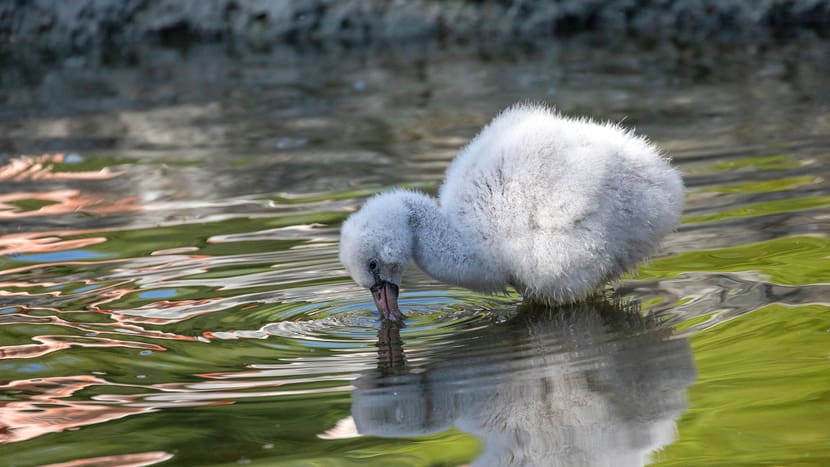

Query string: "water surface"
[[1, 38, 829, 466]]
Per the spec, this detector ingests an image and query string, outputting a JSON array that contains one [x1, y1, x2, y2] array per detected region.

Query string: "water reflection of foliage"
[[653, 304, 830, 465], [635, 235, 830, 286]]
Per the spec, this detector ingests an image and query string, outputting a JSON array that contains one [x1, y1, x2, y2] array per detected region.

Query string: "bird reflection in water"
[[350, 300, 696, 467]]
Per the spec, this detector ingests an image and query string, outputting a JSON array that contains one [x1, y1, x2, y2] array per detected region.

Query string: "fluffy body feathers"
[[339, 104, 683, 307]]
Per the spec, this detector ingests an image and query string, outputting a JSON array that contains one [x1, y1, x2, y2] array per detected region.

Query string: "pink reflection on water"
[[40, 451, 174, 467], [0, 335, 165, 360], [0, 307, 207, 360], [0, 376, 154, 444], [0, 153, 124, 181], [0, 364, 353, 445], [0, 373, 249, 445], [0, 189, 141, 219], [0, 233, 108, 256], [0, 369, 343, 445], [0, 304, 205, 360]]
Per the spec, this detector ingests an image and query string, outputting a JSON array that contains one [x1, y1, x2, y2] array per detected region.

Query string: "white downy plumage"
[[339, 103, 684, 319]]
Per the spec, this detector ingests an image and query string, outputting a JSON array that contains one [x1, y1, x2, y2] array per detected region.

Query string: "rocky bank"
[[2, 0, 829, 60]]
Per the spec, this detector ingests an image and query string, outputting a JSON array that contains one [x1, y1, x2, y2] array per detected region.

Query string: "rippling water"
[[1, 38, 829, 466]]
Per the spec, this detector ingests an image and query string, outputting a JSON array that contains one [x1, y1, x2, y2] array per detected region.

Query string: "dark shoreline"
[[2, 0, 829, 63]]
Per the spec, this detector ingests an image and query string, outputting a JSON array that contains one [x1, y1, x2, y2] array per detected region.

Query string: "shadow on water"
[[348, 301, 696, 467]]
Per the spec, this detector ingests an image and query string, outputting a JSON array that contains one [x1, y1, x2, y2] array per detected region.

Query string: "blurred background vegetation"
[[2, 0, 829, 63]]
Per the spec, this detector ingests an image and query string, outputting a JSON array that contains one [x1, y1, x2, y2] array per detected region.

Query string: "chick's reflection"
[[352, 303, 696, 467]]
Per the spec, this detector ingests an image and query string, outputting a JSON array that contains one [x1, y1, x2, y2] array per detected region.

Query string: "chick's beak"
[[370, 280, 403, 321]]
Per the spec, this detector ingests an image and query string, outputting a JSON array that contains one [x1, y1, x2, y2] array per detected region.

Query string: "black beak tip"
[[371, 280, 405, 322]]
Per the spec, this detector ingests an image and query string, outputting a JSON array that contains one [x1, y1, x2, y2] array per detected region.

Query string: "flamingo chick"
[[339, 104, 684, 320]]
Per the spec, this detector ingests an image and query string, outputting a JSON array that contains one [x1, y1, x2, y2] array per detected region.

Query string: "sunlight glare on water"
[[1, 38, 829, 466]]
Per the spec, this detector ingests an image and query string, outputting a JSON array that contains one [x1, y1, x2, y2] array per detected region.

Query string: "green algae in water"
[[683, 195, 830, 224], [653, 304, 830, 466], [52, 154, 137, 173], [673, 312, 715, 332], [0, 211, 346, 270], [3, 198, 62, 212], [687, 154, 802, 175], [701, 176, 820, 194], [633, 236, 830, 286]]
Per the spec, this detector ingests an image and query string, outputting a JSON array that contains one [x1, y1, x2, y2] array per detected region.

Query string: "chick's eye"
[[368, 260, 378, 272]]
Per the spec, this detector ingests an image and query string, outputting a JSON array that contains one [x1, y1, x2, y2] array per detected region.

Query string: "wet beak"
[[370, 280, 404, 321]]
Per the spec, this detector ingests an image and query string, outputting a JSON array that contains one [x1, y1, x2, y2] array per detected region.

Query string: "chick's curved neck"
[[400, 192, 505, 293]]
